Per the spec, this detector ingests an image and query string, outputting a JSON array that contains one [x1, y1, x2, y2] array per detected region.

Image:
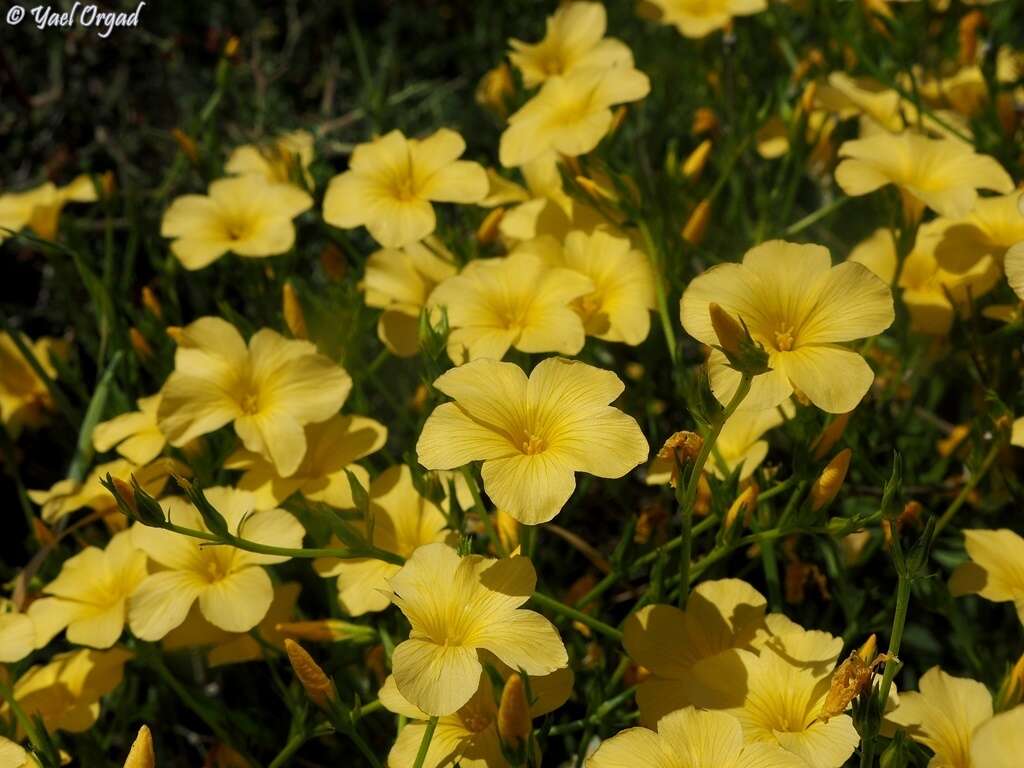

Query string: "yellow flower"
[[835, 132, 1013, 220], [499, 66, 650, 168], [3, 647, 132, 734], [28, 530, 147, 649], [417, 357, 648, 524], [323, 128, 488, 248], [949, 528, 1024, 623], [380, 663, 573, 768], [885, 666, 994, 768], [224, 413, 387, 509], [92, 394, 167, 465], [623, 579, 770, 726], [673, 624, 859, 768], [971, 706, 1024, 768], [590, 707, 805, 768], [315, 466, 447, 616], [162, 582, 300, 667], [29, 457, 180, 525], [387, 543, 568, 716], [0, 332, 63, 434], [849, 224, 1000, 335], [681, 240, 894, 413], [0, 604, 35, 663], [362, 239, 457, 357], [508, 1, 633, 87], [128, 487, 305, 639], [522, 230, 656, 344], [428, 251, 594, 363], [0, 175, 98, 242], [0, 738, 27, 767], [161, 176, 313, 270], [157, 317, 351, 477], [645, 0, 767, 38], [646, 403, 791, 486], [934, 192, 1024, 274], [225, 130, 314, 187]]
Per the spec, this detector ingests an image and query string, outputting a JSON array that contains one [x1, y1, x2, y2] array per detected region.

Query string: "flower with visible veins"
[[949, 528, 1024, 624], [680, 240, 894, 413], [387, 543, 568, 716], [416, 357, 649, 524], [323, 128, 488, 248]]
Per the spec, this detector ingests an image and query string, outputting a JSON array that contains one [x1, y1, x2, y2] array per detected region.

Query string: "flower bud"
[[810, 449, 852, 512], [857, 633, 878, 664], [959, 11, 986, 66], [682, 139, 712, 181], [129, 328, 153, 362], [141, 287, 163, 319], [475, 62, 515, 118], [320, 243, 347, 282], [709, 303, 743, 357], [812, 411, 853, 460], [276, 620, 377, 645], [724, 483, 758, 531], [575, 175, 618, 203], [282, 283, 308, 340], [223, 35, 240, 60], [681, 199, 711, 245], [498, 674, 531, 750], [692, 107, 719, 136], [284, 639, 335, 709], [171, 128, 199, 166], [123, 725, 155, 768], [477, 208, 505, 245]]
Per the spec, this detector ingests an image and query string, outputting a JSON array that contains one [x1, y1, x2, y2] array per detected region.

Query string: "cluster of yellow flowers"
[[4, 0, 1024, 766]]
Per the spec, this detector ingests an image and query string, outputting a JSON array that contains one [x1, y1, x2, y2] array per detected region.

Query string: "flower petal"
[[198, 567, 274, 633], [392, 637, 482, 716]]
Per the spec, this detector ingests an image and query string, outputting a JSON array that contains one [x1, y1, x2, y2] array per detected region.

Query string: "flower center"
[[239, 391, 260, 415], [203, 556, 231, 583], [521, 433, 548, 455], [392, 174, 419, 202], [461, 712, 492, 734], [773, 325, 795, 351]]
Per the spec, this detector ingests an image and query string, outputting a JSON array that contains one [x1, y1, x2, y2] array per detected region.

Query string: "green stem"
[[638, 220, 678, 365], [783, 196, 850, 237], [67, 351, 122, 482], [935, 439, 1002, 534], [678, 373, 753, 607], [413, 716, 439, 768], [760, 533, 783, 611], [531, 592, 623, 642], [158, 521, 406, 565], [267, 724, 334, 768], [460, 466, 506, 556]]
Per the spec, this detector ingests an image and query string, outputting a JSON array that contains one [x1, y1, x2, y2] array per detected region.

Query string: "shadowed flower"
[[157, 316, 351, 477], [0, 605, 35, 663], [226, 130, 314, 187], [427, 250, 594, 363], [29, 530, 147, 649], [0, 175, 98, 242], [129, 487, 304, 639], [161, 176, 312, 270], [380, 663, 573, 767], [835, 132, 1013, 220], [500, 66, 650, 168], [387, 543, 568, 716], [225, 413, 387, 509], [521, 230, 656, 345], [935, 191, 1024, 274], [589, 707, 805, 768], [681, 240, 894, 413], [92, 394, 167, 465], [323, 128, 488, 248], [508, 1, 632, 87], [970, 706, 1024, 768], [949, 528, 1024, 624], [644, 0, 768, 39], [417, 357, 649, 524], [0, 332, 64, 434], [315, 465, 448, 616], [362, 239, 457, 357]]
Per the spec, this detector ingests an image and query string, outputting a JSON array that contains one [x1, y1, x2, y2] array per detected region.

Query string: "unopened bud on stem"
[[284, 639, 335, 709], [810, 449, 852, 512]]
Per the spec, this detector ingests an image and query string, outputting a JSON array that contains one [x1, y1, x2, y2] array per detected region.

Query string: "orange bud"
[[476, 207, 506, 245], [497, 674, 531, 748], [123, 724, 155, 768], [810, 449, 852, 512], [724, 484, 758, 531], [276, 620, 376, 644], [812, 411, 853, 460], [165, 326, 186, 345], [282, 283, 308, 340], [141, 286, 162, 319], [692, 107, 719, 136], [681, 199, 711, 245], [284, 639, 334, 708], [129, 328, 153, 361], [959, 11, 986, 66], [223, 35, 240, 60], [111, 477, 138, 517], [171, 128, 198, 165], [682, 139, 713, 181], [709, 302, 744, 356]]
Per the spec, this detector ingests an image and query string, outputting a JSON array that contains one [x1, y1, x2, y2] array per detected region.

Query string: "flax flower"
[[933, 192, 1024, 273], [0, 332, 63, 434], [835, 132, 1013, 220], [0, 175, 98, 242], [885, 666, 994, 767], [226, 130, 314, 187], [92, 394, 166, 465], [644, 0, 768, 39], [673, 625, 859, 768], [224, 413, 387, 509], [427, 250, 594, 363], [590, 707, 804, 768], [315, 465, 448, 616], [387, 543, 568, 716], [949, 528, 1024, 624], [0, 739, 26, 767], [499, 66, 650, 168], [157, 316, 351, 477], [623, 579, 770, 726], [161, 176, 313, 270], [163, 582, 300, 667], [3, 648, 132, 734], [681, 240, 894, 413], [0, 605, 35, 662], [971, 706, 1024, 768], [417, 357, 648, 524], [849, 224, 1000, 335], [323, 128, 488, 248], [508, 1, 632, 87], [28, 530, 147, 649], [129, 487, 305, 640], [380, 664, 573, 767], [522, 231, 656, 345], [362, 239, 457, 357]]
